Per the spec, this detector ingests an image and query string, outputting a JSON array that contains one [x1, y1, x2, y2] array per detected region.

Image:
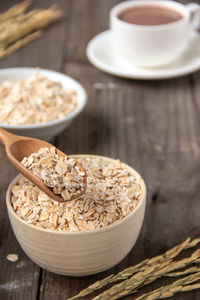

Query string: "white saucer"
[[86, 30, 200, 80]]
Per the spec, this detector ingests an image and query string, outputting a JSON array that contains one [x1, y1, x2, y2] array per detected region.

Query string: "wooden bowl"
[[6, 155, 146, 276]]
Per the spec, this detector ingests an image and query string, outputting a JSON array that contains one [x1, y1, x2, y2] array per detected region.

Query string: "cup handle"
[[186, 3, 200, 30]]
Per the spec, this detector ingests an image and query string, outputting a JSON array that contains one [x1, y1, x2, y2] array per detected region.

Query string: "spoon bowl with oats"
[[0, 128, 87, 202]]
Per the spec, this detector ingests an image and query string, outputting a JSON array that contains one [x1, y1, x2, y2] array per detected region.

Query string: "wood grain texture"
[[0, 0, 200, 299], [0, 145, 40, 300]]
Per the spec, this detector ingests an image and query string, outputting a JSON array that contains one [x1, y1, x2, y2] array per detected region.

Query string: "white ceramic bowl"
[[6, 155, 146, 276], [0, 68, 87, 141]]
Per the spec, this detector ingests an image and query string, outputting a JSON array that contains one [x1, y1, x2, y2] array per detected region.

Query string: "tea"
[[118, 5, 183, 26]]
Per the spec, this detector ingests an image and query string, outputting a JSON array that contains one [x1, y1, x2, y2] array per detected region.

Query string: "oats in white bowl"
[[11, 156, 143, 232], [0, 73, 77, 125]]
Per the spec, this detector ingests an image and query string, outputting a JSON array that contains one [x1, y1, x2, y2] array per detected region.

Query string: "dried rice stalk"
[[0, 31, 42, 59], [69, 238, 200, 300], [136, 272, 200, 300], [166, 266, 199, 277], [0, 6, 62, 48], [93, 250, 200, 300], [138, 266, 200, 291], [0, 1, 31, 22], [0, 11, 38, 33]]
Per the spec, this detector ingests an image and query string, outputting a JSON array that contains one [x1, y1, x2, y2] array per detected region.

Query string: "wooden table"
[[0, 0, 200, 299]]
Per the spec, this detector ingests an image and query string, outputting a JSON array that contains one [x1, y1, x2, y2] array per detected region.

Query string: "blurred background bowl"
[[6, 155, 146, 276], [0, 68, 87, 141]]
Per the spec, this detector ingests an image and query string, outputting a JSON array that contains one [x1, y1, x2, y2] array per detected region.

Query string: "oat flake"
[[7, 254, 19, 262], [21, 147, 86, 201], [0, 73, 77, 125]]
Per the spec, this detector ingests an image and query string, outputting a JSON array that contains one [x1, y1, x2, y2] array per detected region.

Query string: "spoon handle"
[[0, 128, 23, 147]]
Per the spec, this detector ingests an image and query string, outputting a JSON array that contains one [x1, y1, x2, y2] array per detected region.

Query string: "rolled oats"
[[7, 254, 19, 262], [12, 156, 143, 232], [0, 73, 77, 125], [21, 147, 86, 201]]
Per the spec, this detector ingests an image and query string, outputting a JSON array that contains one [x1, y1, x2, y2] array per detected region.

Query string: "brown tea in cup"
[[118, 4, 183, 25]]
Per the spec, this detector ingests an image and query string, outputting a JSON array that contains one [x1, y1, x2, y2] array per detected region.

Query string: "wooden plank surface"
[[0, 0, 200, 300]]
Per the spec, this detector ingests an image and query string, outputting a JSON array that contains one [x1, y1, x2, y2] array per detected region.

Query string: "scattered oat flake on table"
[[7, 254, 18, 262], [93, 82, 105, 90], [107, 82, 117, 89]]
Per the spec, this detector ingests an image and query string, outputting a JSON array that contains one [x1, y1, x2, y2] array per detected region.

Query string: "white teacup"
[[110, 0, 200, 67]]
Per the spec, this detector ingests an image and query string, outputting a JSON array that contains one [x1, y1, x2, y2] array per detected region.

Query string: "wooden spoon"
[[0, 128, 87, 202]]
